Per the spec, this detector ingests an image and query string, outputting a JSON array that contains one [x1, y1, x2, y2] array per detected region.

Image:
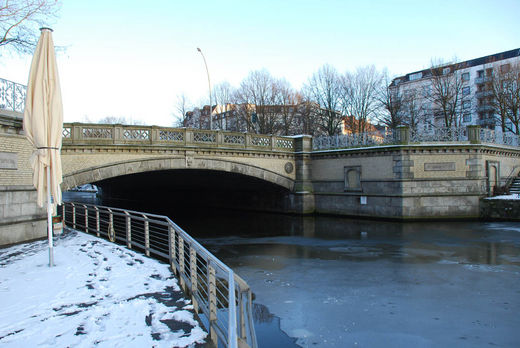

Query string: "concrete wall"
[[480, 197, 520, 221], [310, 144, 520, 220], [0, 112, 46, 246]]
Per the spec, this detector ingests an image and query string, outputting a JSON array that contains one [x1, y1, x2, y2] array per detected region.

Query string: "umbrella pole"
[[47, 165, 54, 267]]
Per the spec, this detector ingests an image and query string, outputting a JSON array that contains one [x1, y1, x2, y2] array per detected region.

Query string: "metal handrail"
[[61, 202, 257, 348]]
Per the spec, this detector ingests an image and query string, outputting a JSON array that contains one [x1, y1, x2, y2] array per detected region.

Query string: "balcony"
[[477, 119, 496, 126], [474, 76, 492, 84], [475, 90, 493, 98], [477, 104, 494, 112]]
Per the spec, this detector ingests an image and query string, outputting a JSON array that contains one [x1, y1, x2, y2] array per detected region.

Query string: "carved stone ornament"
[[284, 162, 294, 174]]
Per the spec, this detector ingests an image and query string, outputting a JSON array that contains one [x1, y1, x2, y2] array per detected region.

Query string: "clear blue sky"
[[2, 0, 519, 126]]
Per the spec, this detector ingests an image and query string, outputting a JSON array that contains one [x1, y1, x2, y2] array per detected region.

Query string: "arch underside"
[[62, 157, 294, 192]]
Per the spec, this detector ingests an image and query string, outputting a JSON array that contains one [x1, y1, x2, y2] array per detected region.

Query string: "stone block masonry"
[[0, 112, 46, 246]]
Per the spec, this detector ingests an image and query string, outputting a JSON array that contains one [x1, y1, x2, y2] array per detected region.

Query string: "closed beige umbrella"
[[23, 28, 63, 267]]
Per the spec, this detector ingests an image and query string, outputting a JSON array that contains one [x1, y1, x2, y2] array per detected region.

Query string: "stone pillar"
[[396, 126, 409, 144], [292, 135, 315, 214], [467, 125, 481, 144]]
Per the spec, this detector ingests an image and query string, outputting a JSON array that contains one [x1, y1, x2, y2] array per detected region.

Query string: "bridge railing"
[[61, 202, 257, 348], [62, 122, 295, 152], [0, 78, 26, 113]]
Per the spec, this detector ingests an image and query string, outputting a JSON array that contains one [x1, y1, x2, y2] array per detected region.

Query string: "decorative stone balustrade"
[[62, 123, 295, 152]]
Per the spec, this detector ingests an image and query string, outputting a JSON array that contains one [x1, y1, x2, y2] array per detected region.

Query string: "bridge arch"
[[62, 156, 295, 192]]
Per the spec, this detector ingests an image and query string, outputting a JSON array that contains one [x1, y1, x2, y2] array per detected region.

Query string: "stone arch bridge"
[[61, 123, 313, 212]]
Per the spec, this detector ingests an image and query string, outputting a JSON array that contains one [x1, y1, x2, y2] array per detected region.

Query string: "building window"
[[463, 113, 471, 122], [463, 100, 471, 109], [462, 86, 470, 96], [423, 85, 432, 97], [344, 166, 362, 191], [442, 67, 451, 75], [462, 72, 470, 81], [500, 64, 511, 74], [477, 70, 484, 78], [409, 72, 422, 81]]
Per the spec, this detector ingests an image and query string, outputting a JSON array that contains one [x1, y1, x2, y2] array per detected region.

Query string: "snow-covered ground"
[[485, 194, 520, 200], [0, 230, 206, 347]]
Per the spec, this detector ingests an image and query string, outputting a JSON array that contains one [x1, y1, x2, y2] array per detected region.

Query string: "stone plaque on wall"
[[424, 162, 455, 171], [0, 152, 17, 170]]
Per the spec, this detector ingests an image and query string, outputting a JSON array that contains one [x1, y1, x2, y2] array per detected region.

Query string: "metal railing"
[[313, 130, 400, 150], [0, 78, 26, 113], [313, 126, 520, 150], [480, 128, 520, 146], [61, 202, 257, 348], [410, 126, 468, 142]]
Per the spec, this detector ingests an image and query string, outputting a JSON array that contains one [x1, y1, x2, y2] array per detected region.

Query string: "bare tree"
[[490, 62, 520, 135], [402, 89, 424, 132], [274, 78, 298, 135], [234, 69, 280, 134], [1, 0, 60, 55], [425, 62, 467, 129], [98, 116, 144, 125], [212, 81, 234, 129], [295, 92, 319, 136], [173, 93, 191, 127], [343, 65, 383, 133], [304, 64, 343, 136], [378, 71, 405, 129]]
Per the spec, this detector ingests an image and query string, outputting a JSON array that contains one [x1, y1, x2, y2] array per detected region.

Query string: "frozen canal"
[[183, 213, 520, 348], [63, 193, 520, 347]]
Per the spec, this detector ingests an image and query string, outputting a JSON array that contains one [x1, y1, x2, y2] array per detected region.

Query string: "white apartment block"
[[390, 48, 520, 135]]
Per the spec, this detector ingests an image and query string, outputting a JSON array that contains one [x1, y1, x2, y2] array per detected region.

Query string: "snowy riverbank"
[[0, 230, 206, 347]]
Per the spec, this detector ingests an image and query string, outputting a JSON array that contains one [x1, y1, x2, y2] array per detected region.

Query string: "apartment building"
[[389, 48, 520, 134]]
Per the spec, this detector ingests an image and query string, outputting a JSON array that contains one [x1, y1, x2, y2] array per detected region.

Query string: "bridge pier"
[[291, 135, 315, 214]]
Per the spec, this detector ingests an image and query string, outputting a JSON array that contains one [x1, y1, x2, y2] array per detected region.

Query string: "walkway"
[[0, 230, 207, 347]]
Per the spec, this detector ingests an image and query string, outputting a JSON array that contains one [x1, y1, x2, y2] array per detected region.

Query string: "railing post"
[[62, 204, 66, 228], [228, 271, 238, 348], [83, 205, 88, 232], [72, 124, 82, 143], [208, 263, 218, 347], [169, 225, 177, 273], [179, 237, 185, 290], [125, 211, 131, 248], [467, 125, 481, 144], [245, 133, 252, 149], [238, 291, 246, 343], [185, 128, 193, 146], [94, 206, 100, 237], [72, 203, 76, 229], [396, 125, 410, 144], [190, 246, 199, 313], [108, 208, 115, 242], [143, 215, 150, 256]]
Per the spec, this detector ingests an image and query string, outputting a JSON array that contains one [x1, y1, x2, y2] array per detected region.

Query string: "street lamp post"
[[197, 47, 212, 130]]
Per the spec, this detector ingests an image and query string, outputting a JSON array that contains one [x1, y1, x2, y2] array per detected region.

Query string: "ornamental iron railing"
[[410, 127, 468, 142], [480, 128, 520, 146], [313, 126, 519, 150], [61, 202, 257, 348], [0, 78, 26, 113], [313, 130, 399, 150]]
